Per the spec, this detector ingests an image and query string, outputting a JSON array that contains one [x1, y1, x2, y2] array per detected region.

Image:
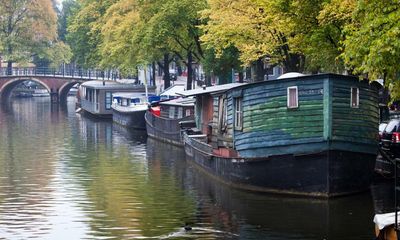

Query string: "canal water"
[[0, 97, 380, 239]]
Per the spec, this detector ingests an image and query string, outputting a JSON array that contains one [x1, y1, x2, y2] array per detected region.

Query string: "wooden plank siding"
[[200, 74, 379, 158], [233, 78, 325, 157], [211, 95, 234, 149], [331, 78, 379, 151]]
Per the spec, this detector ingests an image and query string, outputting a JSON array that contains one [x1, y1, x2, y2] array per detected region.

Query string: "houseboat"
[[178, 74, 380, 197], [145, 84, 195, 145], [112, 92, 160, 130], [145, 97, 195, 146], [79, 80, 155, 117]]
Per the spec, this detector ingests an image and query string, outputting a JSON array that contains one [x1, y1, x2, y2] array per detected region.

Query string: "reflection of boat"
[[371, 179, 397, 239], [112, 122, 147, 145], [14, 92, 33, 98], [112, 93, 160, 129], [146, 137, 375, 239], [32, 89, 49, 97], [145, 98, 195, 146], [179, 74, 380, 197]]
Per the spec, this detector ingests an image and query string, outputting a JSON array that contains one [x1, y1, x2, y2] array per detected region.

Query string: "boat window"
[[105, 92, 112, 110], [185, 109, 191, 117], [218, 96, 228, 133], [234, 97, 243, 131], [287, 86, 298, 109], [177, 107, 183, 118], [169, 106, 175, 118], [351, 87, 359, 108], [122, 98, 128, 106], [131, 98, 140, 104]]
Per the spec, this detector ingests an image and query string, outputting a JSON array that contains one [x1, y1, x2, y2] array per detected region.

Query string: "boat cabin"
[[112, 92, 160, 109], [158, 98, 195, 119], [180, 74, 380, 158], [79, 80, 155, 116]]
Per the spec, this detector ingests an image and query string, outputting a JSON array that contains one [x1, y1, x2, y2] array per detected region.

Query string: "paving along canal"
[[0, 97, 380, 239]]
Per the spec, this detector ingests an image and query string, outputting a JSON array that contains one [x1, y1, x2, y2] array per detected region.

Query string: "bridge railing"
[[0, 67, 130, 81]]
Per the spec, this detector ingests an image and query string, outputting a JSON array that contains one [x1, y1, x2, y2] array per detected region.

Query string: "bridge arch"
[[0, 77, 52, 102], [59, 81, 81, 103]]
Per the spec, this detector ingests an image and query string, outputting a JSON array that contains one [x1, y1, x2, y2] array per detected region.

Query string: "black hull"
[[145, 111, 194, 146], [183, 133, 376, 198], [112, 109, 146, 130]]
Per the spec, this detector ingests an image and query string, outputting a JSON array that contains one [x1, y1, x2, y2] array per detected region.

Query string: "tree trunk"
[[205, 74, 212, 86], [187, 51, 193, 90], [151, 62, 156, 86], [282, 53, 305, 73], [7, 61, 12, 75], [163, 54, 171, 89], [238, 72, 244, 83], [251, 58, 264, 82]]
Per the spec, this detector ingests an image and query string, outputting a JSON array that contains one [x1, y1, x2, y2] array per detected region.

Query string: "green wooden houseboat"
[[179, 74, 380, 197]]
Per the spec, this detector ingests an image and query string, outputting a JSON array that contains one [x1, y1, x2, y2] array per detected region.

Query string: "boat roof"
[[112, 92, 148, 99], [81, 80, 144, 90], [277, 72, 305, 79], [160, 97, 195, 107], [176, 83, 246, 97], [160, 84, 186, 97]]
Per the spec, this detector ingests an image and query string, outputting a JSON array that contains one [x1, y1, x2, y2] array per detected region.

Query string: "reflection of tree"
[[69, 119, 196, 238]]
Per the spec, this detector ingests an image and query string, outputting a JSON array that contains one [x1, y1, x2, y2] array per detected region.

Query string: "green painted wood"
[[330, 77, 379, 148], [192, 74, 379, 158]]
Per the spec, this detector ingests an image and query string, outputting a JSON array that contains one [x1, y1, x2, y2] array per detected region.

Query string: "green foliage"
[[342, 0, 400, 99], [0, 0, 58, 66], [203, 46, 242, 78], [67, 0, 117, 68], [58, 0, 79, 42]]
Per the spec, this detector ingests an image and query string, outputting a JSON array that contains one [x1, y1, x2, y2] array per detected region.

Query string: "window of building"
[[351, 87, 359, 108], [234, 98, 243, 130], [287, 86, 298, 109], [105, 92, 112, 110]]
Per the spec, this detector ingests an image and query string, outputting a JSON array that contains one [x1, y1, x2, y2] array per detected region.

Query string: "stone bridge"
[[0, 68, 121, 103]]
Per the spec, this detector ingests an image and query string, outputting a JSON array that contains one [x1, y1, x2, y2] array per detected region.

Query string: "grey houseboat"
[[179, 74, 380, 197], [145, 97, 195, 146], [79, 81, 155, 116]]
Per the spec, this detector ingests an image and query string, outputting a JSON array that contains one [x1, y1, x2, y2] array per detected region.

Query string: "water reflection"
[[146, 138, 376, 240], [0, 98, 377, 239]]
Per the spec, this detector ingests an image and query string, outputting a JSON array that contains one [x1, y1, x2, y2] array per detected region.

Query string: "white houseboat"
[[79, 80, 155, 117]]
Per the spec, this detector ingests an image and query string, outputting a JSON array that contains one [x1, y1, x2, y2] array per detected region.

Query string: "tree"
[[0, 0, 58, 74], [341, 0, 400, 99], [201, 0, 305, 75], [201, 0, 355, 77], [67, 0, 117, 68], [58, 0, 79, 42], [202, 46, 242, 85], [99, 0, 207, 89], [135, 0, 207, 89]]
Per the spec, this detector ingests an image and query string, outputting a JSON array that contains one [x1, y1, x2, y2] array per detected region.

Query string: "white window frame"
[[287, 86, 298, 109], [350, 87, 359, 108], [234, 97, 243, 131]]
